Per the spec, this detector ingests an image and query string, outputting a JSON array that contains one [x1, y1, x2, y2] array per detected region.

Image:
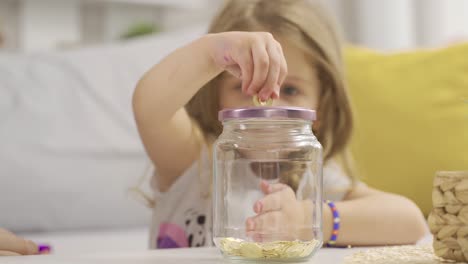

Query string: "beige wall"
[[2, 0, 468, 52], [0, 0, 216, 52]]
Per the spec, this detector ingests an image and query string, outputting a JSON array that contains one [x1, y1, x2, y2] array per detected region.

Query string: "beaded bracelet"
[[325, 200, 340, 247]]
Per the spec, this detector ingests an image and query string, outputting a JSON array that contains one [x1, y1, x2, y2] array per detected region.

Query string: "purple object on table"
[[38, 244, 51, 253]]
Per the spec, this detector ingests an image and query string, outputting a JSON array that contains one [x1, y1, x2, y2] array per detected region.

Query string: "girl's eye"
[[281, 85, 300, 96]]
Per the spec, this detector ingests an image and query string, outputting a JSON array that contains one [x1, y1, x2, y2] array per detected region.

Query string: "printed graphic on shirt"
[[157, 208, 207, 248], [185, 209, 207, 247], [156, 222, 187, 248]]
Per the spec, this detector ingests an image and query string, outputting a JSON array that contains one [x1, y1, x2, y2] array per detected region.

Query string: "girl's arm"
[[249, 181, 427, 246], [323, 185, 429, 246], [133, 35, 222, 192], [133, 32, 286, 192]]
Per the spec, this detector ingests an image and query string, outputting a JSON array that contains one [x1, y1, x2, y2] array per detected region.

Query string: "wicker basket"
[[429, 171, 468, 262]]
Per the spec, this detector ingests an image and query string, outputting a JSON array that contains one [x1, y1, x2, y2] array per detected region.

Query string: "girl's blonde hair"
[[186, 0, 356, 180]]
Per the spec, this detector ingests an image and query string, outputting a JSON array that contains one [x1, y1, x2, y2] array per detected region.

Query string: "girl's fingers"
[[233, 47, 254, 93], [260, 180, 288, 195], [246, 211, 284, 232], [255, 186, 296, 214], [224, 32, 286, 99], [246, 211, 285, 233], [276, 42, 288, 90], [258, 43, 282, 101], [248, 43, 270, 96]]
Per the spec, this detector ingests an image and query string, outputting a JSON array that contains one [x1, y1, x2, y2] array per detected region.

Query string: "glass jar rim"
[[218, 107, 316, 121]]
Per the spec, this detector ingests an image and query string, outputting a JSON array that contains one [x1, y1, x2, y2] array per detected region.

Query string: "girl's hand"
[[208, 32, 288, 101], [246, 181, 311, 241], [0, 228, 38, 256]]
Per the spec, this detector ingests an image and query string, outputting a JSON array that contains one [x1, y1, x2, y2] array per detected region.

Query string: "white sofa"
[[0, 24, 207, 253]]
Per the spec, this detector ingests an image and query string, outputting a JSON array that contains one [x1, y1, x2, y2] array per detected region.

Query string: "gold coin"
[[253, 94, 273, 107], [240, 242, 263, 258]]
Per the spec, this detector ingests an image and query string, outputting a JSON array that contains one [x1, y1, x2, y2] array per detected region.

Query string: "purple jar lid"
[[219, 107, 316, 121]]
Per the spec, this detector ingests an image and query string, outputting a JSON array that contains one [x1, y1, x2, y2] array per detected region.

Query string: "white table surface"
[[5, 230, 432, 264], [3, 247, 364, 264]]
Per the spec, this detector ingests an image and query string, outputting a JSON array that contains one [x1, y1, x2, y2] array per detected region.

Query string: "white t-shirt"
[[148, 148, 352, 249]]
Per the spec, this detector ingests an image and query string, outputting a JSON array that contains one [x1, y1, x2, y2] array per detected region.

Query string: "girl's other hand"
[[246, 180, 310, 241], [0, 228, 38, 256]]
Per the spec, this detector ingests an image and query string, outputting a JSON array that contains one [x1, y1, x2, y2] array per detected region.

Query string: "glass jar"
[[213, 107, 323, 262]]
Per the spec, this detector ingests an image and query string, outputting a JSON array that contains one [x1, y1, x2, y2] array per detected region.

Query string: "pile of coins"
[[218, 237, 320, 259]]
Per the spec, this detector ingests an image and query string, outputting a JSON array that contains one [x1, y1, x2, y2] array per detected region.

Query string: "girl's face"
[[219, 39, 320, 110]]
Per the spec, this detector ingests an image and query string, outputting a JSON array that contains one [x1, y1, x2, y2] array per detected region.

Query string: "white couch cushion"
[[0, 25, 207, 232]]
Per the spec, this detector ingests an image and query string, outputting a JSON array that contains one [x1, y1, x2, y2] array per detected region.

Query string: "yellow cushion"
[[345, 43, 468, 215]]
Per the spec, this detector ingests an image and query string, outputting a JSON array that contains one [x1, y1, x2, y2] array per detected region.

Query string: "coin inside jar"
[[253, 94, 273, 107]]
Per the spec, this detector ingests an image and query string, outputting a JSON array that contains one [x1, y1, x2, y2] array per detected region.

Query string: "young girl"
[[133, 0, 428, 249]]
